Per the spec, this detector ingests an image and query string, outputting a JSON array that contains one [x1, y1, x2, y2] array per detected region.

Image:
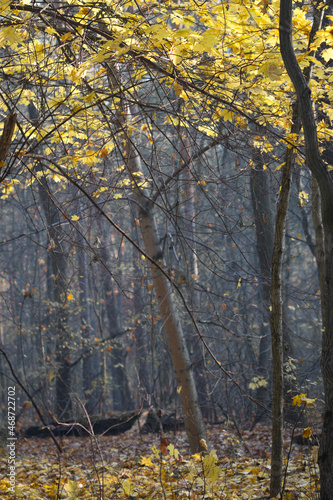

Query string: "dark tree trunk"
[[76, 199, 101, 414], [250, 149, 274, 414], [98, 221, 133, 411], [279, 1, 333, 498], [39, 180, 72, 419]]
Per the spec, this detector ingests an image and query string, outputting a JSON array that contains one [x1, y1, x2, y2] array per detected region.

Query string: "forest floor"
[[0, 420, 320, 499]]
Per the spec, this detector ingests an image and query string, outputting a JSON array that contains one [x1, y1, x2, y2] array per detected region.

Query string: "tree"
[[0, 0, 327, 464], [279, 0, 333, 497]]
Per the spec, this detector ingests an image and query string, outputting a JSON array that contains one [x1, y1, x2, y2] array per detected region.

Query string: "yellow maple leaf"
[[141, 456, 153, 467], [71, 215, 79, 221], [292, 393, 316, 407], [292, 394, 305, 406], [322, 47, 333, 63], [303, 427, 312, 439], [61, 32, 73, 42]]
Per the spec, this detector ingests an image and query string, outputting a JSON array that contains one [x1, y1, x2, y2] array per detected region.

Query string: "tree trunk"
[[250, 149, 274, 415], [106, 68, 206, 450], [270, 135, 296, 497], [124, 139, 207, 452], [76, 198, 101, 414], [99, 232, 133, 412], [39, 180, 72, 419], [312, 177, 326, 311], [179, 129, 211, 418], [279, 2, 333, 498]]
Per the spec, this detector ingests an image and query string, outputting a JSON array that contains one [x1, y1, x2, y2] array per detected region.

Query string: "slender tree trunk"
[[0, 113, 16, 176], [270, 134, 297, 496], [312, 177, 326, 309]]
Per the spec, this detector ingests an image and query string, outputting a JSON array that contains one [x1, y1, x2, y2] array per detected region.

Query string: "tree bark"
[[39, 180, 72, 419], [0, 112, 16, 174], [76, 198, 101, 414], [124, 136, 207, 452], [250, 149, 274, 415], [270, 131, 297, 497], [312, 177, 326, 311], [279, 1, 333, 498], [106, 66, 207, 451]]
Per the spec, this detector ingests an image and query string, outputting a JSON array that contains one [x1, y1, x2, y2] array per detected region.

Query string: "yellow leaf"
[[141, 456, 153, 467], [292, 393, 315, 407], [260, 60, 284, 80], [169, 44, 183, 66], [303, 427, 312, 439], [122, 479, 134, 497], [48, 369, 56, 383], [237, 277, 241, 289], [167, 443, 180, 459], [45, 27, 57, 35], [292, 394, 305, 407], [174, 81, 183, 96], [299, 190, 309, 207], [200, 438, 208, 451], [322, 47, 333, 62], [177, 386, 182, 394], [71, 215, 79, 221], [302, 396, 316, 407], [0, 27, 22, 47], [64, 480, 80, 499], [220, 109, 235, 122], [61, 32, 73, 42], [67, 293, 74, 301]]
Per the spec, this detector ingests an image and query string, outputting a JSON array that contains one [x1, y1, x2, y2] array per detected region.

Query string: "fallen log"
[[141, 409, 184, 433], [24, 410, 140, 437]]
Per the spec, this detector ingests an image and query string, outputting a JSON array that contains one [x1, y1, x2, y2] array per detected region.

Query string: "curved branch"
[[279, 0, 333, 208]]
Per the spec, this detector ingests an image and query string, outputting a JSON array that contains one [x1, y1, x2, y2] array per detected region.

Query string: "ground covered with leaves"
[[0, 421, 320, 499]]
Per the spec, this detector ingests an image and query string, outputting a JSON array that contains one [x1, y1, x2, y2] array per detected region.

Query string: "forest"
[[0, 0, 332, 498]]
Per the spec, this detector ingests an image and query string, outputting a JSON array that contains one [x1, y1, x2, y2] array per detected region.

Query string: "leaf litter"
[[0, 423, 320, 499]]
